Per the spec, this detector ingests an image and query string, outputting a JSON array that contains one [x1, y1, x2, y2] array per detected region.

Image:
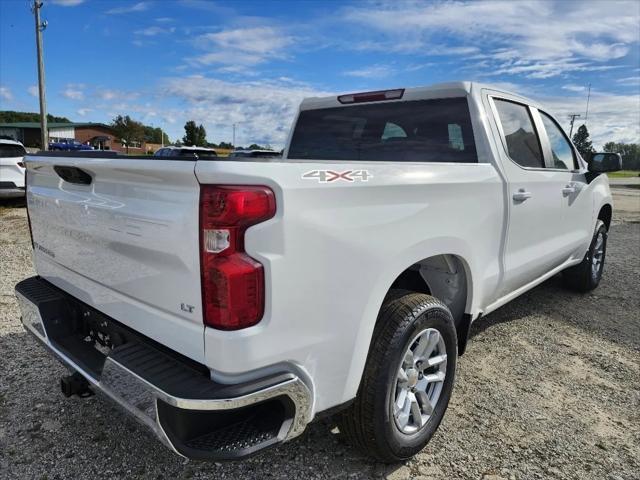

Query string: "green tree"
[[183, 120, 207, 146], [198, 125, 206, 146], [572, 124, 594, 159], [111, 115, 145, 154], [143, 126, 170, 145], [0, 110, 71, 123]]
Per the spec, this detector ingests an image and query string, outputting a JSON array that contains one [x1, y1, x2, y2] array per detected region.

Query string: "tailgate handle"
[[53, 166, 92, 185]]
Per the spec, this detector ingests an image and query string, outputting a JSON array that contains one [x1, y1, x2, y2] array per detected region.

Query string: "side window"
[[494, 99, 544, 168], [539, 111, 577, 170], [0, 145, 26, 157]]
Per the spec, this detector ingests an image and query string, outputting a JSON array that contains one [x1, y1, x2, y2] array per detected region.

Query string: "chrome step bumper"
[[15, 276, 312, 460]]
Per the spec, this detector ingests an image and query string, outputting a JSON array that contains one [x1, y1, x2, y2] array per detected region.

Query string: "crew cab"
[[0, 138, 26, 198], [15, 82, 620, 462]]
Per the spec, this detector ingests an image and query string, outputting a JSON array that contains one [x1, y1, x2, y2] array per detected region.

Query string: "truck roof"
[[300, 81, 540, 111]]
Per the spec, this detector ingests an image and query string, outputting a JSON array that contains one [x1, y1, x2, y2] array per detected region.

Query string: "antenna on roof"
[[585, 83, 591, 125]]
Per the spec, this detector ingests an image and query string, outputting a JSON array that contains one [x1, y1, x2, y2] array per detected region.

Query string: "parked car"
[[16, 82, 620, 463], [154, 145, 218, 158], [48, 138, 93, 151], [0, 139, 26, 198], [228, 149, 281, 158]]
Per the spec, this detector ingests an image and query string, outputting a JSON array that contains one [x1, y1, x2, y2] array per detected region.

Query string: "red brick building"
[[0, 122, 157, 153]]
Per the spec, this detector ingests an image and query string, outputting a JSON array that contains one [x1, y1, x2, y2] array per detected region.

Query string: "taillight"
[[200, 185, 276, 330]]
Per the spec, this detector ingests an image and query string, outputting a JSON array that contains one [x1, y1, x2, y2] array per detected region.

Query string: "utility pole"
[[32, 1, 48, 151], [585, 83, 591, 124], [568, 114, 581, 138], [232, 123, 236, 149]]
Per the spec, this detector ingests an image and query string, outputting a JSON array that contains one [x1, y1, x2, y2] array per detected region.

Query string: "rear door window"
[[0, 144, 26, 158], [288, 97, 478, 163], [493, 99, 544, 168]]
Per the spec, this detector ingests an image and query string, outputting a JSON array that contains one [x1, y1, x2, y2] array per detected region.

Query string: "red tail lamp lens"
[[199, 186, 275, 330]]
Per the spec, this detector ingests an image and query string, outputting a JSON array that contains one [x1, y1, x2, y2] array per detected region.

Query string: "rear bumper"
[[15, 276, 312, 460], [0, 182, 25, 198]]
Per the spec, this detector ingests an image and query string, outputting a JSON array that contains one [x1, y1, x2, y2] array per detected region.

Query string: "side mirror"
[[588, 152, 622, 173]]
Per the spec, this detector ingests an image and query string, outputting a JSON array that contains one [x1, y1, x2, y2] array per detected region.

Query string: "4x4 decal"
[[302, 169, 373, 183]]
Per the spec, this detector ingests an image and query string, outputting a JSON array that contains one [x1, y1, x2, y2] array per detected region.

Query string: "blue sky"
[[0, 0, 638, 148]]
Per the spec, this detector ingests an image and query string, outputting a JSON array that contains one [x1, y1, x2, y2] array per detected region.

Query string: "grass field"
[[607, 170, 640, 178]]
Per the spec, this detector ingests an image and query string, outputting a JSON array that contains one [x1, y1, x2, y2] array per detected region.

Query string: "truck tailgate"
[[26, 155, 205, 363]]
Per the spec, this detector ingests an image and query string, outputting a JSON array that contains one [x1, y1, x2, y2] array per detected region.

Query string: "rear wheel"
[[563, 220, 607, 292], [338, 292, 457, 463]]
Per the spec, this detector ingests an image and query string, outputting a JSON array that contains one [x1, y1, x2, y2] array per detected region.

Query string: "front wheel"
[[338, 292, 457, 463], [563, 219, 608, 292]]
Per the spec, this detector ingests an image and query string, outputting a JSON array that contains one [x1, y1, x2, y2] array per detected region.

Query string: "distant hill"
[[0, 111, 72, 124]]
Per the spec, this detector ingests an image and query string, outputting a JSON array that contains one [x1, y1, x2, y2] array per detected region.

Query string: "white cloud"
[[106, 2, 148, 15], [135, 26, 175, 36], [77, 108, 93, 116], [343, 0, 640, 79], [161, 76, 331, 147], [0, 86, 12, 102], [190, 26, 294, 66], [51, 0, 85, 6], [562, 84, 589, 93], [62, 83, 85, 100], [27, 85, 39, 97], [344, 64, 395, 79], [97, 89, 139, 101], [616, 76, 640, 87]]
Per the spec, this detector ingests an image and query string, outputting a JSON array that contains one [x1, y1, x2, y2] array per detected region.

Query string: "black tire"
[[338, 292, 457, 463], [563, 219, 608, 292]]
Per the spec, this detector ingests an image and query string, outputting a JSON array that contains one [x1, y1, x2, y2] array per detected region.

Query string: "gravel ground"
[[0, 197, 638, 480]]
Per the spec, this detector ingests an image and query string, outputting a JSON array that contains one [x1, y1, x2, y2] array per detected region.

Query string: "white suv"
[[0, 139, 26, 198]]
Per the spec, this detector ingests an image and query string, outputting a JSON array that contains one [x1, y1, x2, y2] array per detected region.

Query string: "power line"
[[31, 1, 48, 151]]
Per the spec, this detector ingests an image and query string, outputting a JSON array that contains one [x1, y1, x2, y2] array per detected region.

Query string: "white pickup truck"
[[15, 82, 621, 462]]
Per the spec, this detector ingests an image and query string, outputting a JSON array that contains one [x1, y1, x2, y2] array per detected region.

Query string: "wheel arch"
[[387, 254, 473, 323], [341, 241, 477, 407], [598, 203, 612, 231]]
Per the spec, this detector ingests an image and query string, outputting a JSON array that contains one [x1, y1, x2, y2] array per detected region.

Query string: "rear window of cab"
[[288, 97, 477, 163], [0, 144, 26, 158]]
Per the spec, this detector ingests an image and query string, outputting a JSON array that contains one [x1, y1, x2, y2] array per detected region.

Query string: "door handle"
[[513, 189, 532, 202], [562, 184, 577, 196]]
